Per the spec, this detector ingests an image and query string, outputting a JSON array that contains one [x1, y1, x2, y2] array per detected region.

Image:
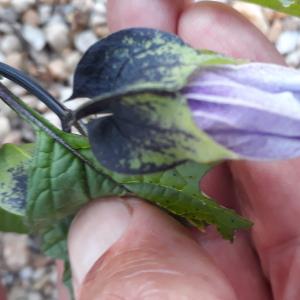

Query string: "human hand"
[[67, 1, 300, 299]]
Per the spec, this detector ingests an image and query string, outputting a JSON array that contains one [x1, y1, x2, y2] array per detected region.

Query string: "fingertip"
[[178, 1, 284, 63], [69, 198, 235, 300], [107, 0, 185, 33]]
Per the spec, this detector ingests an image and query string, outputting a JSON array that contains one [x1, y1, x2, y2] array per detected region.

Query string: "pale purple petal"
[[182, 63, 300, 159]]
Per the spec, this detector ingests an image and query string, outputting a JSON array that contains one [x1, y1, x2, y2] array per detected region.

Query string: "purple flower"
[[182, 63, 300, 160]]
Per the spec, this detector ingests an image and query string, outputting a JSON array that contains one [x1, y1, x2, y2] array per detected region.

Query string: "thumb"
[[68, 197, 236, 300]]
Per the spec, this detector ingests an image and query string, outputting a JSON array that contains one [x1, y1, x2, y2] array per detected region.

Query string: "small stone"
[[0, 34, 23, 55], [70, 10, 90, 32], [0, 8, 18, 22], [90, 11, 107, 28], [94, 2, 107, 15], [22, 9, 40, 26], [0, 0, 11, 7], [48, 59, 69, 81], [48, 268, 58, 284], [0, 116, 10, 140], [286, 49, 300, 67], [282, 17, 300, 31], [31, 255, 52, 268], [31, 51, 49, 66], [3, 234, 29, 271], [32, 268, 45, 280], [11, 0, 35, 12], [276, 31, 300, 54], [267, 19, 283, 43], [9, 84, 27, 98], [8, 287, 28, 300], [63, 50, 81, 73], [0, 51, 5, 62], [19, 266, 34, 281], [59, 86, 72, 102], [93, 24, 109, 37], [38, 4, 52, 24], [65, 97, 88, 110], [233, 2, 269, 34], [2, 131, 22, 144], [22, 25, 46, 51], [32, 276, 48, 290], [0, 22, 13, 34], [45, 21, 71, 52], [43, 111, 61, 128], [5, 52, 25, 69], [21, 123, 35, 142], [1, 272, 14, 286], [22, 95, 39, 108], [39, 0, 56, 4], [0, 97, 12, 115], [74, 30, 98, 53], [27, 292, 42, 300]]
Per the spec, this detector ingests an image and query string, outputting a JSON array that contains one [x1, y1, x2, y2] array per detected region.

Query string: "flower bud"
[[182, 63, 300, 159]]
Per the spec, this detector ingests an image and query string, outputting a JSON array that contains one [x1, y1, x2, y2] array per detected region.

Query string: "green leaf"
[[0, 207, 28, 233], [0, 143, 34, 215], [26, 130, 127, 230], [71, 28, 236, 99], [42, 217, 74, 299], [244, 0, 300, 17], [76, 91, 237, 174], [97, 160, 251, 240], [0, 143, 34, 233]]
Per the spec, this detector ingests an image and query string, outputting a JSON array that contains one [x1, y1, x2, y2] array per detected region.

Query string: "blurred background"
[[0, 0, 299, 299]]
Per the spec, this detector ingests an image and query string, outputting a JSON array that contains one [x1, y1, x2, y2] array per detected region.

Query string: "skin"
[[63, 1, 299, 299], [0, 2, 297, 299]]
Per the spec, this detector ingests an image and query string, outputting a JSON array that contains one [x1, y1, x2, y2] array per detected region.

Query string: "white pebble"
[[59, 87, 72, 102], [90, 11, 106, 27], [94, 2, 107, 14], [22, 25, 46, 51], [44, 111, 61, 128], [45, 22, 71, 52], [11, 0, 35, 12], [48, 59, 69, 81], [20, 266, 34, 280], [276, 31, 300, 55], [0, 116, 10, 140], [3, 234, 28, 270], [64, 50, 81, 72], [5, 52, 25, 69], [27, 292, 42, 300], [0, 34, 22, 55], [286, 49, 300, 67], [0, 22, 13, 34], [38, 5, 53, 24], [74, 30, 98, 53], [0, 51, 4, 62]]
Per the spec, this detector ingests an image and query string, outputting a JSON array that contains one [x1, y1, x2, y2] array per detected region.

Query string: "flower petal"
[[182, 63, 300, 159]]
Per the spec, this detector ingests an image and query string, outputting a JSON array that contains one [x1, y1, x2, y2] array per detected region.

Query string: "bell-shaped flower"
[[182, 63, 300, 160]]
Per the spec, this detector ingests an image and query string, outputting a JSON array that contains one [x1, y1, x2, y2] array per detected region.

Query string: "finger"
[[0, 284, 6, 300], [230, 160, 300, 299], [178, 2, 281, 299], [107, 0, 187, 33], [180, 2, 300, 299], [178, 1, 284, 63], [68, 198, 237, 300], [57, 261, 70, 300]]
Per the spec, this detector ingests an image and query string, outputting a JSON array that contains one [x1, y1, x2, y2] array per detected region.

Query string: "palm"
[[107, 1, 300, 299]]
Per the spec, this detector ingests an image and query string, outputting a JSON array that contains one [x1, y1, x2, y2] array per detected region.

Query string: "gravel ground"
[[0, 1, 300, 299]]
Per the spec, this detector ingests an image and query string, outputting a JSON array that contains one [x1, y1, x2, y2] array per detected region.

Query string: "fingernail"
[[68, 198, 132, 285]]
